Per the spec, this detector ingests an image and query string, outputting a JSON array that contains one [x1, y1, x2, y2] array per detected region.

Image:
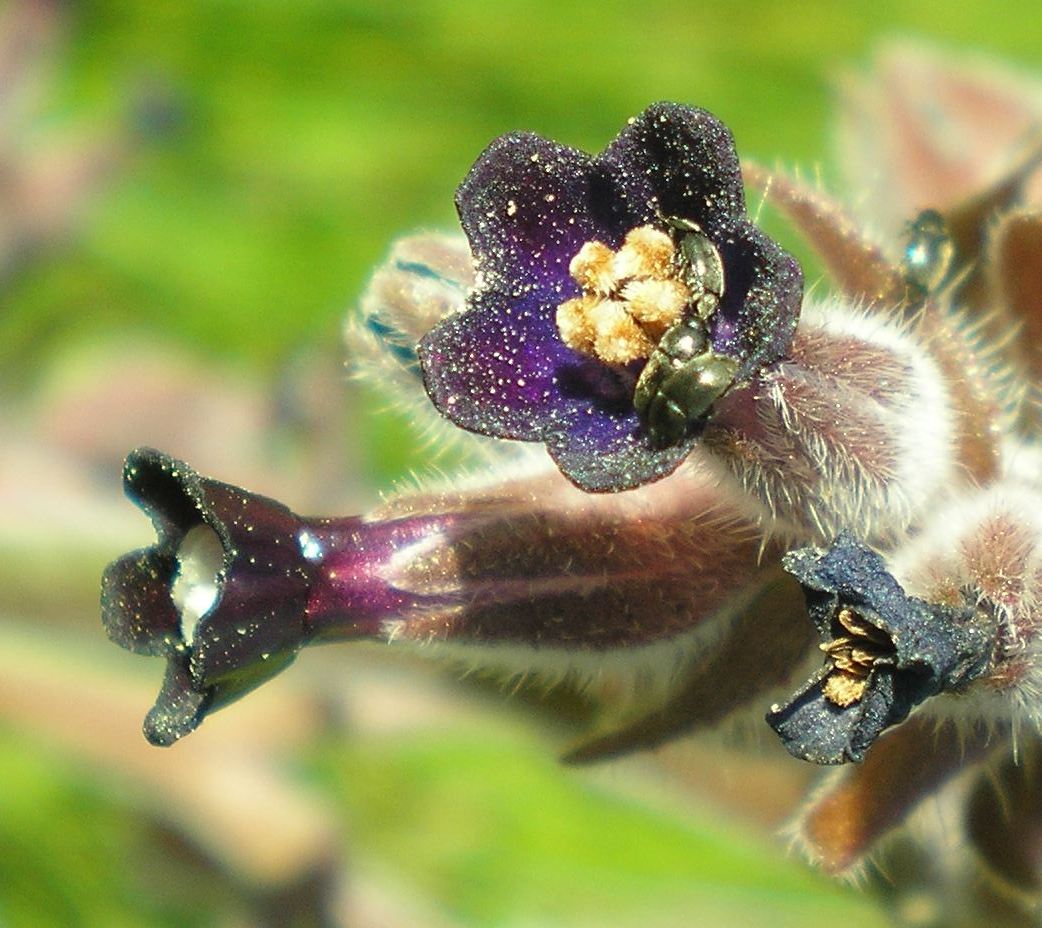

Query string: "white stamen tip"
[[171, 523, 225, 646], [298, 529, 324, 562]]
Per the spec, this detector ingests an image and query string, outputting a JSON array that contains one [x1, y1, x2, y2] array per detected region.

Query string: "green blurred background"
[[2, 1, 1040, 925]]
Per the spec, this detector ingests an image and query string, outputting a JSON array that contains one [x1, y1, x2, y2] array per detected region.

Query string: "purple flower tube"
[[103, 447, 778, 745]]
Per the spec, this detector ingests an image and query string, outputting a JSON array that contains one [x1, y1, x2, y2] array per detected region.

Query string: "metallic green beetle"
[[633, 218, 739, 448], [901, 208, 955, 306]]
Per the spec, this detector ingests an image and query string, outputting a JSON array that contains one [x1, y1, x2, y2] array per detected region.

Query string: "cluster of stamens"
[[821, 607, 895, 707], [556, 225, 690, 364]]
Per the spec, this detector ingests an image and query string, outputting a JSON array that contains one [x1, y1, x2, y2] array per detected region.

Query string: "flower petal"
[[605, 104, 802, 378], [602, 102, 745, 233], [457, 132, 635, 299], [546, 411, 698, 493], [101, 448, 313, 744]]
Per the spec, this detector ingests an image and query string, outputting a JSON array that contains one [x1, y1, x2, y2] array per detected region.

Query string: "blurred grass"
[[7, 0, 1042, 475], [0, 730, 206, 928], [314, 729, 888, 928], [3, 1, 1040, 925]]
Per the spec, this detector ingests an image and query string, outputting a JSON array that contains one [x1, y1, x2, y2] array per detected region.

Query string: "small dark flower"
[[767, 533, 999, 765], [100, 447, 457, 745], [101, 448, 306, 744], [418, 102, 803, 492]]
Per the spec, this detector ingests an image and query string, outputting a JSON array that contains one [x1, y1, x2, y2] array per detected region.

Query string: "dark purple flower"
[[418, 102, 803, 492], [767, 534, 998, 765], [101, 447, 458, 745]]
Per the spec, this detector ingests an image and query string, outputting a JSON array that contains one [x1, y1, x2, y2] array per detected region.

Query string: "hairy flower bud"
[[704, 296, 959, 544]]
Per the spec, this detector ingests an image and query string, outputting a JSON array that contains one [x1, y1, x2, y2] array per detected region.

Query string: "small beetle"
[[666, 216, 726, 316], [901, 208, 955, 306], [633, 218, 738, 447]]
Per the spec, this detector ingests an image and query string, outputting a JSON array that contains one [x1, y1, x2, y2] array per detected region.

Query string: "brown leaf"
[[988, 209, 1042, 431], [967, 735, 1042, 895], [796, 717, 1003, 875]]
